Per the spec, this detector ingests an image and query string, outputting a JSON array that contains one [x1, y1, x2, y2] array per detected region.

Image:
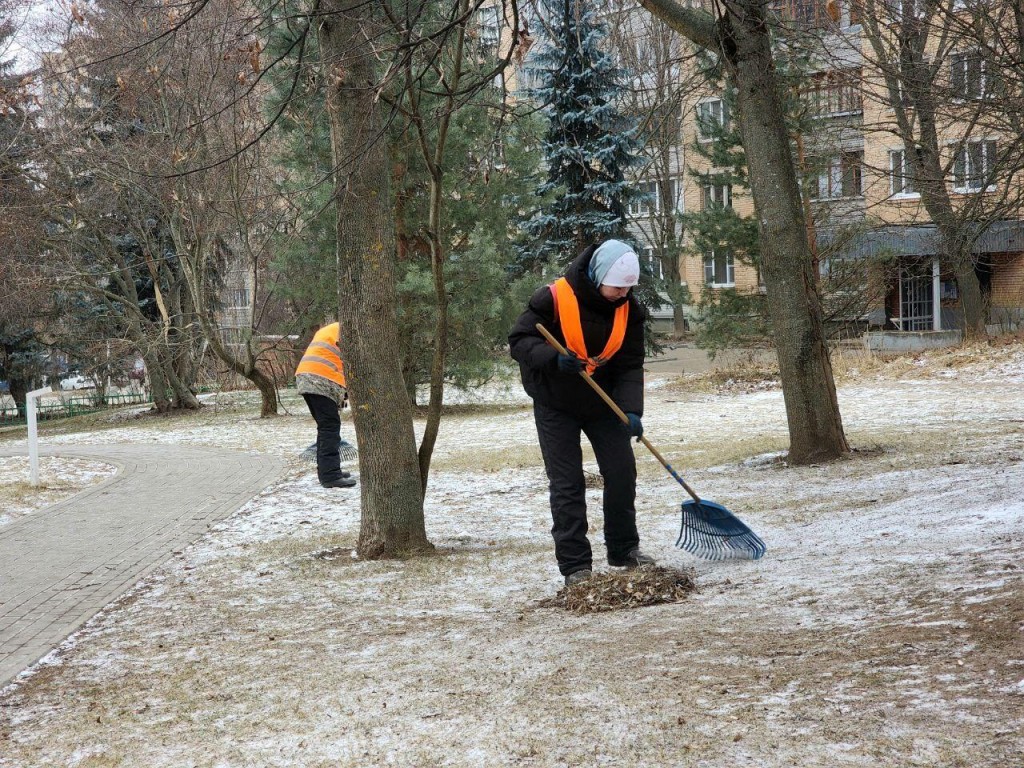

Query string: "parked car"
[[59, 374, 96, 391]]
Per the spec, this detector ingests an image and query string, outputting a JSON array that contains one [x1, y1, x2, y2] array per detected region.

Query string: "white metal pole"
[[26, 386, 51, 487], [897, 265, 904, 330]]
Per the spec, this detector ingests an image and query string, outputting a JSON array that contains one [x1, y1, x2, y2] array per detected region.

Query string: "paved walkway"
[[0, 444, 283, 688]]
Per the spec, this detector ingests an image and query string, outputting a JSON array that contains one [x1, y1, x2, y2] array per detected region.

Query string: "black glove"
[[625, 413, 643, 441], [557, 352, 585, 374]]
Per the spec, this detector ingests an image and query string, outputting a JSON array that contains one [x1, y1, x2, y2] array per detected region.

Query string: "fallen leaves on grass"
[[539, 566, 698, 614]]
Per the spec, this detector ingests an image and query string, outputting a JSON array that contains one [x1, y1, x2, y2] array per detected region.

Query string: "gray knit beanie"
[[588, 240, 640, 287]]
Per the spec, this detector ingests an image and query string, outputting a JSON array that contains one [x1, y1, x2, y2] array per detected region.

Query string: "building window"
[[952, 139, 996, 192], [950, 50, 994, 99], [628, 180, 660, 217], [670, 178, 683, 213], [810, 151, 863, 200], [883, 0, 925, 18], [782, 0, 842, 27], [629, 179, 683, 216], [516, 65, 544, 95], [702, 183, 732, 209], [639, 246, 665, 280], [229, 288, 250, 308], [703, 250, 734, 287], [848, 0, 861, 25], [806, 68, 863, 117], [696, 99, 729, 141], [889, 149, 917, 196], [889, 79, 912, 111], [475, 6, 500, 56]]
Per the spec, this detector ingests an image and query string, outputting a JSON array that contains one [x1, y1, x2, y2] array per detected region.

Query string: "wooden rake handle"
[[534, 322, 702, 504]]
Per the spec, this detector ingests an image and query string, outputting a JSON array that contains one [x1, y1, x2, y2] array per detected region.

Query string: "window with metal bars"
[[898, 264, 934, 331]]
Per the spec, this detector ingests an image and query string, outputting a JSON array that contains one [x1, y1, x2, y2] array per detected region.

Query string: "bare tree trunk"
[[8, 377, 28, 418], [401, 0, 469, 492], [895, 58, 987, 337], [178, 232, 281, 418], [672, 304, 687, 334], [641, 0, 849, 464], [144, 352, 173, 413], [860, 0, 991, 338], [318, 0, 432, 558]]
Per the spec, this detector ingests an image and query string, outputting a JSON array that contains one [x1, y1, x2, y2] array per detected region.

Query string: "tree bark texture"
[[318, 0, 432, 557], [720, 2, 848, 463], [642, 0, 849, 464]]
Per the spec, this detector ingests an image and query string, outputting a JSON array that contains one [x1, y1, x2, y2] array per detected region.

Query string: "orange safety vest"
[[295, 322, 347, 387], [550, 278, 629, 374]]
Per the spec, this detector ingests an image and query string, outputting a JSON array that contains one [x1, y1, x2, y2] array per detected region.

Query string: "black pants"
[[302, 393, 345, 485], [533, 402, 639, 576]]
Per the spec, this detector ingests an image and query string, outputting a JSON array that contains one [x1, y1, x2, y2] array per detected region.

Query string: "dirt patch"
[[2, 341, 1023, 767]]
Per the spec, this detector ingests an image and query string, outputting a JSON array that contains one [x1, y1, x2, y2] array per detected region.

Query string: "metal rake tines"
[[337, 440, 358, 461], [301, 440, 358, 463], [675, 501, 767, 561]]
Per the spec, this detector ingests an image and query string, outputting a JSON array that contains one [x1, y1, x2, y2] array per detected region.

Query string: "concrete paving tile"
[[0, 444, 283, 687]]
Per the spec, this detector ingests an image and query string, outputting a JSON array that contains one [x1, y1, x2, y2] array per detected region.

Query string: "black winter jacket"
[[508, 244, 646, 420]]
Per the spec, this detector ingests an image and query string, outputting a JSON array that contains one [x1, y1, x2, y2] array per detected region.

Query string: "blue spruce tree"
[[516, 0, 646, 274]]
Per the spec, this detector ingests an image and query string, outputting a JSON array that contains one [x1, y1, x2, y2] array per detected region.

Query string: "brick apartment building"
[[675, 0, 1024, 338], [501, 0, 1024, 339]]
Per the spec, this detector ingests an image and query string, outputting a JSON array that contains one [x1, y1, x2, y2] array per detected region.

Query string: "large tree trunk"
[[672, 304, 687, 335], [642, 0, 849, 464], [913, 141, 988, 335], [144, 351, 173, 413], [724, 4, 848, 464], [180, 238, 281, 418], [318, 0, 432, 558]]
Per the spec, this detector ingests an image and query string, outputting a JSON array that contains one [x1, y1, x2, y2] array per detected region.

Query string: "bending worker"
[[509, 239, 654, 587], [295, 322, 356, 489]]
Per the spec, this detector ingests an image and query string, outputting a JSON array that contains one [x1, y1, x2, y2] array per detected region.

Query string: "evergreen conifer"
[[516, 0, 646, 275]]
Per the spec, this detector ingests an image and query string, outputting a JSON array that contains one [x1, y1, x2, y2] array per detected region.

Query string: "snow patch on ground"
[[1, 344, 1022, 766]]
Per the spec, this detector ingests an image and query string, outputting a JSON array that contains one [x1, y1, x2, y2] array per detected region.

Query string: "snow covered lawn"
[[0, 457, 116, 528], [1, 344, 1022, 767]]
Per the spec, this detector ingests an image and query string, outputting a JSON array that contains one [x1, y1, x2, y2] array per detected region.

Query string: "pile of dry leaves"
[[539, 566, 698, 613]]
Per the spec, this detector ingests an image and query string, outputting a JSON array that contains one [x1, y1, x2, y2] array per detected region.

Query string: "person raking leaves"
[[295, 322, 357, 489], [509, 239, 655, 586]]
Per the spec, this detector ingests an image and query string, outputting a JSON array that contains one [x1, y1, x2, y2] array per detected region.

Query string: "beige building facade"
[[654, 0, 1024, 335], [491, 0, 1023, 334]]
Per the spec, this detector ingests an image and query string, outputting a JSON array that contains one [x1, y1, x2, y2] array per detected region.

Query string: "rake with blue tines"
[[536, 323, 766, 561], [301, 439, 358, 463]]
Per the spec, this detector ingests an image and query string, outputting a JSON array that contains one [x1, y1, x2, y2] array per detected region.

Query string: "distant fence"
[[0, 390, 151, 426]]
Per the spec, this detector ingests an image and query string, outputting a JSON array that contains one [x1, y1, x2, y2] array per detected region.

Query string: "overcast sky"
[[4, 0, 66, 73]]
